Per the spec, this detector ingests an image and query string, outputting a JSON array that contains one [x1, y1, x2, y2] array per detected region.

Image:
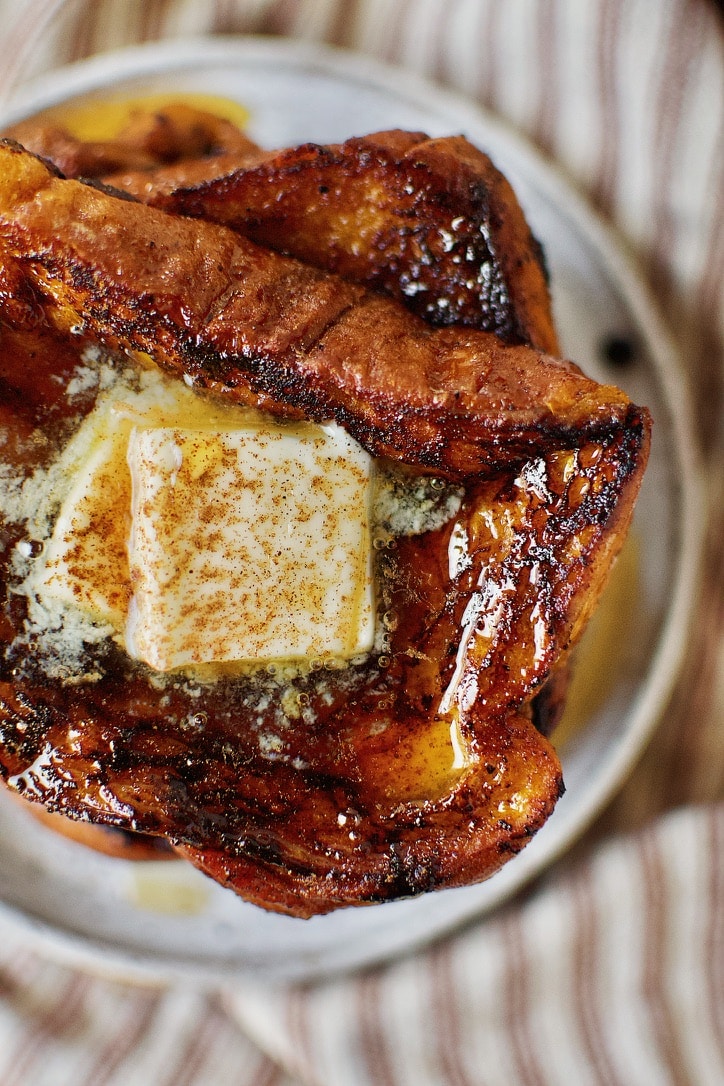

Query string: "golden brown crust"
[[106, 130, 559, 354], [175, 712, 563, 914]]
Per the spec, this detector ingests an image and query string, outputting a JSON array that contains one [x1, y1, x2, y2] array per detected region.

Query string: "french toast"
[[0, 132, 650, 916]]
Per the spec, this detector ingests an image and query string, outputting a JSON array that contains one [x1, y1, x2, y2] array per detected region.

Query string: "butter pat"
[[126, 421, 375, 671], [26, 366, 378, 675]]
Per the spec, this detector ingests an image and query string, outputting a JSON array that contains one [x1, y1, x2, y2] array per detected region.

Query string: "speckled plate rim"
[[0, 36, 705, 983]]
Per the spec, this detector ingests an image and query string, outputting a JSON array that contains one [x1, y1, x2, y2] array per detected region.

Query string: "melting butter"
[[30, 366, 375, 673]]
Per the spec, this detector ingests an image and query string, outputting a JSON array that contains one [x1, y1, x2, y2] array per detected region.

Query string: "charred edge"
[[377, 842, 443, 899], [220, 830, 286, 869], [79, 177, 143, 203], [495, 807, 559, 855], [372, 171, 518, 341], [619, 403, 652, 465], [166, 141, 345, 207], [41, 256, 202, 364], [531, 678, 564, 737], [562, 409, 650, 532], [175, 340, 648, 481], [531, 232, 552, 288], [0, 692, 53, 764]]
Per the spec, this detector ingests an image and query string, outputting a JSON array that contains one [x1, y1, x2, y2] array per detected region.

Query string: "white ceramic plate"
[[0, 37, 702, 982]]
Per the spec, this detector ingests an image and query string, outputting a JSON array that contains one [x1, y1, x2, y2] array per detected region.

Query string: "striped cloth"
[[0, 1, 721, 1083]]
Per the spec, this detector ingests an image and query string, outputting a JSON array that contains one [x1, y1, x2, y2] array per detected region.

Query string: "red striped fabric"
[[0, 1, 721, 1083]]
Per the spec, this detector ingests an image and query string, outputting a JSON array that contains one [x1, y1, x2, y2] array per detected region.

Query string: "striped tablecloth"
[[0, 1, 721, 1083]]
